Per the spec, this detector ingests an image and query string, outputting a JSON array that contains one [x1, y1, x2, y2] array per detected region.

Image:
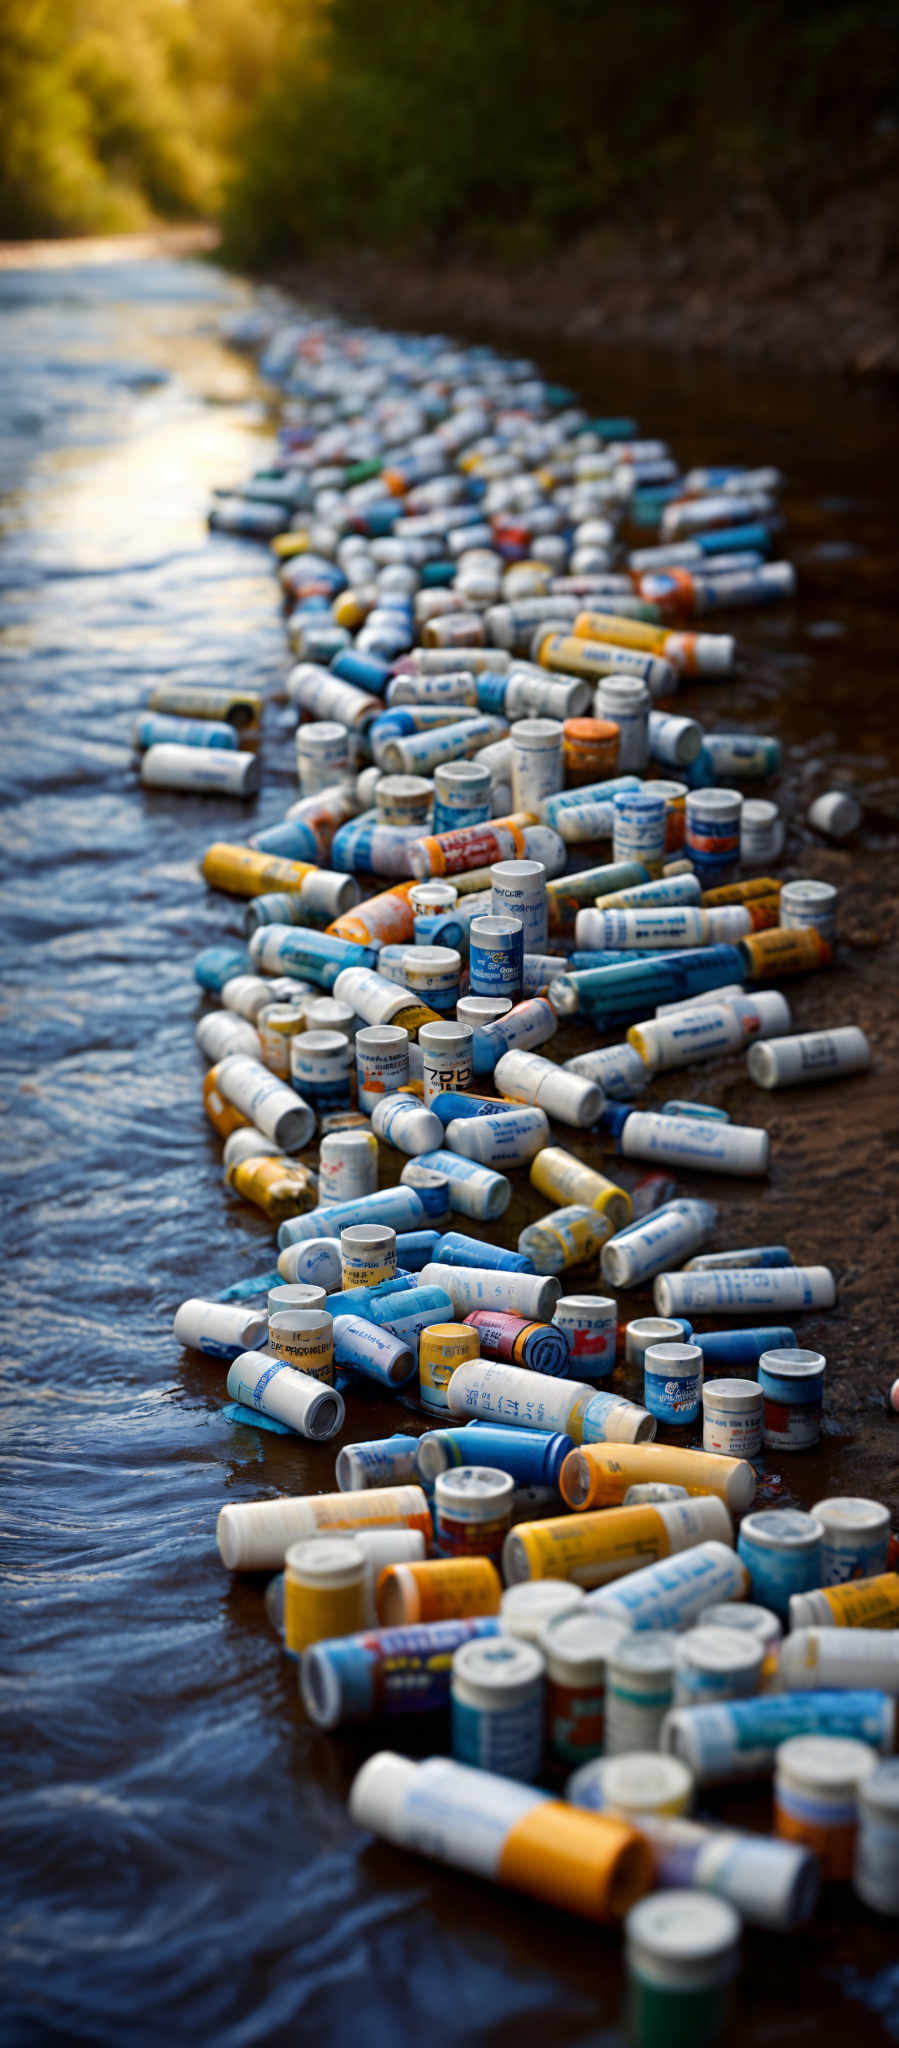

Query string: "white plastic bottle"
[[653, 1266, 837, 1317], [611, 1109, 769, 1177], [747, 1027, 871, 1089], [494, 1049, 602, 1127], [601, 1201, 718, 1289]]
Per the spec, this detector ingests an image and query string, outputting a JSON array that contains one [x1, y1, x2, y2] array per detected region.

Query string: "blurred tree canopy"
[[223, 0, 899, 264], [0, 0, 293, 236], [1, 0, 896, 247]]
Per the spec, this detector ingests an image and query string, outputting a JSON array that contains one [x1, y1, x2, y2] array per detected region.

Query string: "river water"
[[1, 252, 898, 2047]]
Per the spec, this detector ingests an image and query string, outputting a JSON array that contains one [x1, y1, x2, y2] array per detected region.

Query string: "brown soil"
[[280, 155, 899, 383]]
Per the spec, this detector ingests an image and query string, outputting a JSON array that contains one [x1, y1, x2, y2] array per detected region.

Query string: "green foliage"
[[2, 0, 896, 247], [0, 0, 292, 237], [223, 0, 899, 266]]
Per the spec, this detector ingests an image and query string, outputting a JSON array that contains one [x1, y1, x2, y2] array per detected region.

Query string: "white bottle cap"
[[499, 1580, 586, 1643], [625, 1889, 741, 1991], [349, 1751, 419, 1839]]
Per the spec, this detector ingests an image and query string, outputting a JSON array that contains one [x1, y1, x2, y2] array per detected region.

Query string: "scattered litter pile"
[[152, 312, 895, 2041]]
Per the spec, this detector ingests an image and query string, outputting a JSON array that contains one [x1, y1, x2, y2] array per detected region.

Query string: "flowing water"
[[1, 251, 898, 2047]]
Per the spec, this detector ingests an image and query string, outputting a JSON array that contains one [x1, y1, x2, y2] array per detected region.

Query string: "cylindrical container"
[[349, 1752, 652, 1923], [789, 1575, 899, 1633], [433, 1466, 516, 1565], [267, 1283, 327, 1320], [419, 1020, 475, 1106], [778, 1628, 899, 1695], [696, 1602, 782, 1651], [225, 1352, 344, 1442], [662, 1692, 896, 1786], [808, 789, 861, 838], [410, 879, 459, 919], [552, 1296, 618, 1381], [277, 1237, 343, 1293], [371, 1094, 444, 1157], [501, 1580, 585, 1644], [335, 1436, 421, 1492], [775, 1734, 877, 1880], [510, 718, 564, 810], [428, 1268, 562, 1326], [415, 1149, 511, 1221], [215, 1055, 316, 1153], [594, 676, 650, 773], [532, 1149, 631, 1229], [779, 878, 838, 942], [216, 1483, 432, 1573], [268, 1307, 335, 1385], [456, 994, 513, 1031], [318, 1128, 379, 1203], [469, 916, 524, 1002], [331, 1314, 417, 1388], [686, 787, 742, 884], [855, 1760, 899, 1914], [419, 1321, 481, 1411], [603, 1205, 716, 1291], [613, 790, 667, 875], [590, 1540, 748, 1634], [374, 775, 434, 828], [134, 711, 239, 752], [341, 1223, 397, 1290], [624, 1890, 740, 2048], [643, 1342, 704, 1427], [630, 1318, 692, 1368], [417, 1424, 574, 1491], [196, 1010, 261, 1064], [449, 1360, 593, 1443], [648, 710, 704, 768], [451, 1635, 545, 1781], [630, 991, 790, 1073], [809, 1498, 891, 1585], [283, 1535, 367, 1653], [505, 1499, 733, 1591], [402, 945, 462, 1016], [296, 720, 351, 794], [615, 1109, 769, 1178], [172, 1299, 267, 1361], [559, 1443, 754, 1516], [444, 1108, 551, 1169], [579, 1392, 659, 1446], [494, 1050, 602, 1127], [256, 1002, 307, 1079], [429, 1228, 534, 1273], [355, 1024, 410, 1113], [653, 1270, 836, 1318], [290, 1028, 354, 1111], [740, 798, 783, 864], [673, 1625, 764, 1707], [702, 1378, 762, 1457], [747, 1027, 871, 1090], [432, 760, 492, 834], [568, 1752, 694, 1823], [605, 1632, 679, 1755], [376, 1556, 502, 1625], [463, 1309, 571, 1379], [140, 742, 260, 797], [737, 1510, 824, 1620], [739, 926, 833, 979], [563, 717, 620, 783], [758, 1348, 826, 1451], [490, 859, 549, 953], [301, 1615, 499, 1726], [539, 1610, 626, 1763]]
